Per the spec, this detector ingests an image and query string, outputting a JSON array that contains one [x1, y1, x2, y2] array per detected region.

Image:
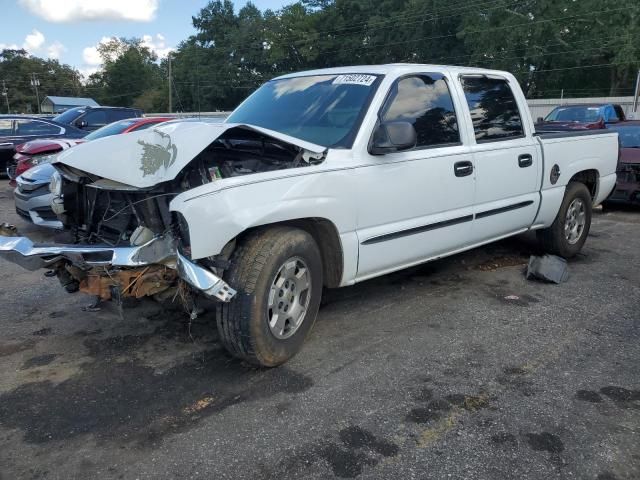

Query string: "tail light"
[[15, 157, 34, 178]]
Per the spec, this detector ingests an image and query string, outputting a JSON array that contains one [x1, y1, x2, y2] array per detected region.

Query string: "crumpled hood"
[[53, 121, 327, 188]]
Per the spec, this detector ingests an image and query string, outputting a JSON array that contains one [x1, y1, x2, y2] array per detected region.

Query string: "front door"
[[355, 73, 476, 280]]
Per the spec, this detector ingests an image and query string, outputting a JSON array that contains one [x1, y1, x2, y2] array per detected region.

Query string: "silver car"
[[14, 163, 62, 229]]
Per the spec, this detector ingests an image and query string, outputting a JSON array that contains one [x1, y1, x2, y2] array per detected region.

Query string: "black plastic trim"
[[475, 200, 534, 219], [361, 200, 536, 246], [361, 214, 473, 245]]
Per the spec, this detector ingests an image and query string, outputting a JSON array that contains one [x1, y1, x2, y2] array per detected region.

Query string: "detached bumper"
[[0, 235, 236, 302]]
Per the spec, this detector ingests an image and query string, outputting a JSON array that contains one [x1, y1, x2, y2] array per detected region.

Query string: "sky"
[[1, 0, 290, 78]]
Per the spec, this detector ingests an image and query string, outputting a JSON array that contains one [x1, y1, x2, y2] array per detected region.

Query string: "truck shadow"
[[0, 304, 313, 447]]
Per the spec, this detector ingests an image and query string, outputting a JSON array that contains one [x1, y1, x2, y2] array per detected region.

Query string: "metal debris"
[[526, 255, 569, 284]]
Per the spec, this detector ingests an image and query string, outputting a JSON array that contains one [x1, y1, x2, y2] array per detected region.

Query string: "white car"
[[0, 64, 619, 366]]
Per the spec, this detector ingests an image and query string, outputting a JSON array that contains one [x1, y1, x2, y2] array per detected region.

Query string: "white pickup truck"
[[0, 64, 618, 366]]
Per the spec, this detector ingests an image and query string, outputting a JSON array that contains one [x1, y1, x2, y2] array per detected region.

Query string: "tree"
[[86, 38, 165, 108], [0, 48, 83, 113]]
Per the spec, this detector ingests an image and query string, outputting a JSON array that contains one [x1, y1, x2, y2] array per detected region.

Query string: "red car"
[[9, 117, 174, 184], [534, 104, 625, 132], [606, 121, 640, 205]]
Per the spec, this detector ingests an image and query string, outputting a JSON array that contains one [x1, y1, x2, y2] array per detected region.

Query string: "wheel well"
[[236, 218, 344, 288], [568, 169, 599, 200]]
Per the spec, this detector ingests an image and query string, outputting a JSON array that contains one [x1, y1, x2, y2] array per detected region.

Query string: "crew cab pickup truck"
[[0, 64, 619, 367]]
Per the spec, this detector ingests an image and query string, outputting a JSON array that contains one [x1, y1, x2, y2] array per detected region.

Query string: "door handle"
[[518, 154, 533, 168], [454, 161, 473, 177]]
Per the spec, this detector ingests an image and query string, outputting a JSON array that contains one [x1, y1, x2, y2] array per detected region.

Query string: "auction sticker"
[[332, 74, 377, 86]]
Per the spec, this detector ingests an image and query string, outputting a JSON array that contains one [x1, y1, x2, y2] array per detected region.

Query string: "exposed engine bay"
[[56, 127, 324, 246], [47, 126, 325, 302]]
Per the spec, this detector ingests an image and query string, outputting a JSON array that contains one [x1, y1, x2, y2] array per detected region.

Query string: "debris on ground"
[[0, 223, 18, 237], [526, 255, 569, 284], [474, 255, 528, 271]]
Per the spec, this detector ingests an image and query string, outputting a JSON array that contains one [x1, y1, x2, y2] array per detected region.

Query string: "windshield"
[[226, 73, 381, 147], [53, 107, 85, 125], [608, 125, 640, 148], [84, 119, 138, 141], [545, 106, 602, 123]]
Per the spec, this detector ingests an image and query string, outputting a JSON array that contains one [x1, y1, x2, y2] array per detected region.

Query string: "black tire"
[[536, 181, 592, 258], [217, 226, 323, 367]]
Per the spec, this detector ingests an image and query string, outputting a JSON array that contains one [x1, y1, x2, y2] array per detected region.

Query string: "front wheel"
[[536, 181, 592, 258], [217, 226, 323, 367]]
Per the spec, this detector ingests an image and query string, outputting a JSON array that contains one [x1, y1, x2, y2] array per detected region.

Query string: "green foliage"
[[1, 0, 638, 113], [0, 49, 83, 113], [85, 38, 165, 107]]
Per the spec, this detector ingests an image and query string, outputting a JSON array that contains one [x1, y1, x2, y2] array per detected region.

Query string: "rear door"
[[355, 73, 476, 280], [458, 75, 541, 243]]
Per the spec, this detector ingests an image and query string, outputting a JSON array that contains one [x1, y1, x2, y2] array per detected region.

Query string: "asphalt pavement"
[[0, 179, 638, 480]]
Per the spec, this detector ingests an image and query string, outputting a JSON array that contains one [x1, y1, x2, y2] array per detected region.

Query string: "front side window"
[[604, 106, 619, 122], [381, 74, 460, 148], [461, 76, 524, 142], [227, 73, 381, 147], [83, 110, 108, 128], [15, 120, 62, 135]]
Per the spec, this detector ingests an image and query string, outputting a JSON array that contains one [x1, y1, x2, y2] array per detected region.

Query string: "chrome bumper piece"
[[176, 251, 237, 302], [0, 235, 236, 302]]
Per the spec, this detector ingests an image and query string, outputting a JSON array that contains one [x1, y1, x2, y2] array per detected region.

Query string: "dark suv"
[[53, 106, 144, 132]]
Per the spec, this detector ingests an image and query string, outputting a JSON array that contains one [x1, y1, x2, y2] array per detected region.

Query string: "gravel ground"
[[0, 178, 638, 480]]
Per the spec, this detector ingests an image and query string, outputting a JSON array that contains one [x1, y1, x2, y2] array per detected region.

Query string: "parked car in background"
[[1, 116, 86, 177], [0, 64, 619, 366], [604, 121, 640, 206], [535, 103, 626, 132], [13, 117, 173, 228], [52, 106, 144, 132]]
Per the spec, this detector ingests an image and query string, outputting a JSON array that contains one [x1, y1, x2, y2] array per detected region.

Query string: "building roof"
[[42, 96, 99, 107]]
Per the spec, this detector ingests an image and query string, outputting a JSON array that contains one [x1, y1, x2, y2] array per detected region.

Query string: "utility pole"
[[30, 73, 41, 113], [1, 80, 9, 113], [168, 53, 172, 114], [633, 69, 640, 114]]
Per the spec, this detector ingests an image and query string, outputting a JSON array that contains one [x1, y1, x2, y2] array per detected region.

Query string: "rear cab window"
[[460, 76, 524, 142]]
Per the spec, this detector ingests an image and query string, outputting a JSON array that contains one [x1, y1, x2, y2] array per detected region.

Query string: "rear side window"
[[460, 76, 524, 142], [16, 120, 62, 135], [381, 74, 460, 148]]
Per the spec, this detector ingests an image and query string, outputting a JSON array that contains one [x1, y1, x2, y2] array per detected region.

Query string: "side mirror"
[[369, 121, 417, 155], [76, 120, 88, 129], [536, 117, 544, 124]]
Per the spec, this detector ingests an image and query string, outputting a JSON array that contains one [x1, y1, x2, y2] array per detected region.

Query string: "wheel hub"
[[267, 257, 311, 339], [564, 198, 586, 245]]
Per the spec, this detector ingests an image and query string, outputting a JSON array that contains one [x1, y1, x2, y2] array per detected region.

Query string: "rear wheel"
[[536, 181, 592, 258], [217, 226, 323, 367]]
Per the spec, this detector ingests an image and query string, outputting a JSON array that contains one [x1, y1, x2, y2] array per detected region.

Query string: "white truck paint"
[[166, 65, 618, 284]]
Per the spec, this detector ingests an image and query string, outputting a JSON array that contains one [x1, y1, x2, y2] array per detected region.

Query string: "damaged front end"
[[0, 122, 325, 304], [0, 231, 236, 302]]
